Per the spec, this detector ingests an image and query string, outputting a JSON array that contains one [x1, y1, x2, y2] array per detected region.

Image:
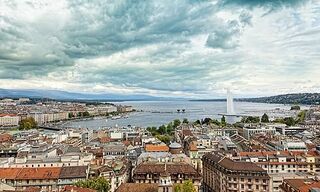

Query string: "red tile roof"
[[16, 167, 61, 180], [145, 144, 169, 152], [0, 168, 21, 179], [0, 114, 17, 117], [0, 133, 12, 142], [283, 179, 320, 192], [63, 186, 96, 192], [99, 137, 111, 143]]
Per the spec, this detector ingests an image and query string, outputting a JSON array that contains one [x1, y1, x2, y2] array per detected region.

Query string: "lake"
[[64, 101, 299, 129]]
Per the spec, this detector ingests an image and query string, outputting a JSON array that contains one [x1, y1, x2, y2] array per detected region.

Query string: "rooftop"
[[145, 144, 169, 152], [116, 183, 158, 192]]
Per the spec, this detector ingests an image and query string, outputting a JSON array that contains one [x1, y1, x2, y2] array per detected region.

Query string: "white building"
[[243, 126, 276, 139], [0, 114, 20, 127]]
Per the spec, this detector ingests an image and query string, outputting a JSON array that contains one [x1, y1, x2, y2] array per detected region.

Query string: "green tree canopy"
[[182, 118, 189, 124], [241, 116, 260, 124], [174, 180, 196, 192], [158, 125, 167, 135], [173, 119, 181, 128], [284, 117, 296, 126], [83, 111, 90, 117], [221, 116, 226, 127], [261, 113, 269, 123], [74, 177, 110, 192], [156, 134, 172, 144], [19, 117, 37, 130]]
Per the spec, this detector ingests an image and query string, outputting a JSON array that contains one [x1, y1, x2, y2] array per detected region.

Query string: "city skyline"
[[1, 0, 320, 98]]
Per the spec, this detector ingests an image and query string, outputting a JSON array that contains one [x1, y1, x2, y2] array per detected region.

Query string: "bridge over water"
[[39, 126, 63, 131]]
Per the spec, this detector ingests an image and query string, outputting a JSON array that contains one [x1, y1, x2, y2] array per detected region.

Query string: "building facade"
[[202, 152, 270, 192]]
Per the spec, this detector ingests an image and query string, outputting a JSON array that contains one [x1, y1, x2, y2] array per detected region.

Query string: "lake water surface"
[[65, 101, 298, 129]]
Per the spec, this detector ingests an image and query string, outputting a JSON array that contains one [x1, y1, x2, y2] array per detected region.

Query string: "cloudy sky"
[[0, 0, 320, 98]]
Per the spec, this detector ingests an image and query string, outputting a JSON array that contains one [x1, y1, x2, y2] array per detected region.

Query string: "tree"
[[173, 119, 181, 128], [83, 111, 90, 117], [74, 177, 110, 192], [182, 118, 189, 124], [211, 119, 221, 126], [193, 120, 201, 125], [19, 117, 37, 130], [296, 110, 307, 123], [68, 112, 74, 118], [241, 116, 260, 124], [261, 113, 269, 123], [221, 116, 226, 127], [284, 117, 295, 126], [158, 125, 167, 135], [202, 118, 212, 125], [273, 118, 285, 124], [166, 122, 174, 135], [156, 135, 172, 144], [174, 180, 196, 192]]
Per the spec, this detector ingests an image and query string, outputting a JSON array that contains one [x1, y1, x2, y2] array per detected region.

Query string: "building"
[[145, 143, 169, 153], [0, 166, 88, 191], [133, 162, 201, 191], [116, 183, 158, 192], [280, 178, 320, 192], [235, 150, 320, 191], [117, 105, 133, 113], [202, 152, 270, 192], [243, 126, 276, 139], [0, 114, 20, 127], [276, 126, 307, 135], [90, 159, 130, 192]]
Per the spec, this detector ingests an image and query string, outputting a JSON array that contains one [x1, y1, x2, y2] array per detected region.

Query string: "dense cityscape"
[[0, 95, 320, 192], [2, 0, 320, 192]]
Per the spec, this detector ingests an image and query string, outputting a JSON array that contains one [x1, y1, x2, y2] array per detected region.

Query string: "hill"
[[0, 88, 173, 101], [238, 93, 320, 105]]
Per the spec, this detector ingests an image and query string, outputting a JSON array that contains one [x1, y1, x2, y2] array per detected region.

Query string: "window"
[[256, 185, 259, 190], [241, 178, 244, 182], [241, 184, 244, 189]]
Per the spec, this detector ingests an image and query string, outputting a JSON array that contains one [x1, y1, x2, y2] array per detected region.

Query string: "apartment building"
[[202, 152, 270, 192], [280, 178, 320, 192], [235, 151, 320, 191], [0, 114, 20, 127], [90, 161, 129, 192], [243, 126, 276, 139], [0, 166, 88, 191], [133, 162, 201, 191]]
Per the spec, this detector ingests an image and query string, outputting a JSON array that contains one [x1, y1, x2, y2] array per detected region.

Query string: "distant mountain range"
[[238, 93, 320, 105], [1, 89, 319, 104], [0, 88, 170, 101]]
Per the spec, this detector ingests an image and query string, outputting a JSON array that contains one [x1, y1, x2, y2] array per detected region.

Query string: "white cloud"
[[0, 0, 319, 98]]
